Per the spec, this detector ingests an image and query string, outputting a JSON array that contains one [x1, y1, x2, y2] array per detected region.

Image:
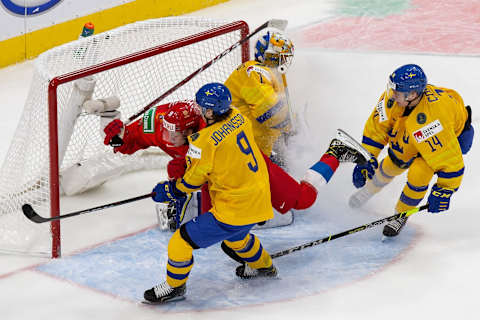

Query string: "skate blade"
[[381, 235, 396, 242], [141, 296, 186, 305], [336, 129, 371, 162]]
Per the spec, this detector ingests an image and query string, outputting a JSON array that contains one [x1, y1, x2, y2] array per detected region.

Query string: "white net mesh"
[[0, 17, 248, 257]]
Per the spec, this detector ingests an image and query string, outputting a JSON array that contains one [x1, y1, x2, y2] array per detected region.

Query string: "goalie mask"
[[254, 31, 294, 73], [162, 101, 202, 146]]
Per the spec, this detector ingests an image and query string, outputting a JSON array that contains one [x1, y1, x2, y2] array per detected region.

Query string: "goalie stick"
[[22, 192, 154, 223], [109, 18, 288, 146], [270, 205, 428, 259]]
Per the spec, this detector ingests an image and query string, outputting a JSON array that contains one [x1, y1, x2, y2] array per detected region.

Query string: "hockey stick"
[[281, 73, 296, 135], [109, 19, 288, 146], [22, 192, 154, 223], [270, 204, 428, 259]]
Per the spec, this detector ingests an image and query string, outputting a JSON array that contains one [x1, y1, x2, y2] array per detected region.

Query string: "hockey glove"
[[152, 180, 186, 203], [427, 184, 454, 213], [103, 119, 124, 146], [167, 157, 187, 180], [352, 156, 378, 188]]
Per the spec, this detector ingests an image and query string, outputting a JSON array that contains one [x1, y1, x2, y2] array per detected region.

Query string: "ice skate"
[[348, 187, 376, 208], [326, 129, 371, 165], [143, 282, 186, 304], [382, 216, 408, 238], [235, 264, 278, 279]]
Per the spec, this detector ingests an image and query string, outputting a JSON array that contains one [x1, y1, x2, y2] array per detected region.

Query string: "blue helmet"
[[388, 64, 427, 94], [195, 82, 232, 115]]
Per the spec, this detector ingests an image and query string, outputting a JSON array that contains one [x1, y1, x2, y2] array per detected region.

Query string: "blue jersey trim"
[[256, 100, 283, 124], [236, 234, 255, 253], [379, 160, 394, 179], [168, 258, 194, 268], [362, 136, 384, 149], [180, 178, 202, 190], [399, 192, 423, 206], [242, 244, 264, 263], [406, 182, 428, 192], [167, 270, 190, 280], [437, 167, 465, 179]]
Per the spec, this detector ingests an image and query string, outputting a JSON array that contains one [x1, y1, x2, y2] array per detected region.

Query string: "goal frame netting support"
[[46, 21, 249, 258]]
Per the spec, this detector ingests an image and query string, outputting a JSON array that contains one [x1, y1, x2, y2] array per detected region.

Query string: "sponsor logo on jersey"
[[417, 112, 427, 124], [412, 119, 443, 143], [143, 106, 157, 133], [1, 0, 62, 16], [187, 144, 202, 159], [376, 99, 388, 122], [246, 65, 272, 82]]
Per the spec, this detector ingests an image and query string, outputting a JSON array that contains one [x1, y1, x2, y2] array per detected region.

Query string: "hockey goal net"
[[0, 17, 249, 258]]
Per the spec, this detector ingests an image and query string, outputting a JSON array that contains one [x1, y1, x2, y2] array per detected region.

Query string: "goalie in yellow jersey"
[[143, 83, 277, 304], [224, 31, 294, 164], [349, 64, 474, 237]]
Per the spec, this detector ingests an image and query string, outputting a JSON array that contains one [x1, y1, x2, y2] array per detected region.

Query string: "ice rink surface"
[[1, 0, 480, 319]]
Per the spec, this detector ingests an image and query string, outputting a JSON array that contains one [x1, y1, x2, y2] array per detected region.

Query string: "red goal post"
[[0, 18, 249, 258]]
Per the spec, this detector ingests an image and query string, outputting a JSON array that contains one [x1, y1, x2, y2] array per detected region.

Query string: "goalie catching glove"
[[152, 180, 186, 203]]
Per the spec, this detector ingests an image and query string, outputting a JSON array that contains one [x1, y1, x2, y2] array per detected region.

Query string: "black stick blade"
[[22, 204, 50, 223]]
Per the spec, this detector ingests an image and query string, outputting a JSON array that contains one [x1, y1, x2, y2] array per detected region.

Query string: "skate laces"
[[329, 139, 359, 163], [241, 264, 258, 277], [153, 282, 173, 298], [388, 217, 407, 231]]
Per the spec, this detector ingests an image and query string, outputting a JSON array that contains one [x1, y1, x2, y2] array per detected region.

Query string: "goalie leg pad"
[[83, 96, 121, 114], [74, 76, 96, 97], [59, 155, 128, 196], [57, 76, 96, 164]]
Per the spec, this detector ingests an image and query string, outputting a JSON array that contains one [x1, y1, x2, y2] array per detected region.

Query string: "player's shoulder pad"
[[186, 142, 202, 159]]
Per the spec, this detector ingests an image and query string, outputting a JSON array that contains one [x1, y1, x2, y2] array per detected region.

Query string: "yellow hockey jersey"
[[175, 107, 273, 226], [224, 60, 290, 155], [362, 84, 468, 190]]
